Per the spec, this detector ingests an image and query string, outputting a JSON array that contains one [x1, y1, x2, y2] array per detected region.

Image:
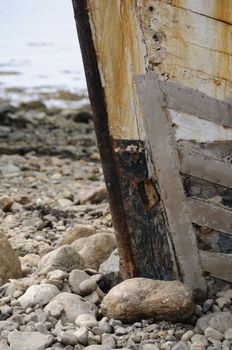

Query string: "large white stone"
[[8, 330, 53, 350], [19, 284, 60, 308], [101, 278, 194, 322]]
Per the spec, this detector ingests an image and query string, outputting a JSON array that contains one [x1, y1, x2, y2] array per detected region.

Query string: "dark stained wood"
[[136, 74, 206, 293], [114, 139, 175, 280]]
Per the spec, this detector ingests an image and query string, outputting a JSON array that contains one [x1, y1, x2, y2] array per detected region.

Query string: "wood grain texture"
[[137, 74, 206, 292], [138, 0, 232, 102], [158, 76, 232, 128], [189, 198, 232, 235], [180, 149, 232, 189], [200, 250, 232, 282], [172, 0, 232, 25]]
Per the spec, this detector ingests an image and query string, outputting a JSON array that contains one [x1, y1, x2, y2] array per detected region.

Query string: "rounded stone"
[[37, 245, 85, 275], [19, 284, 60, 308], [79, 279, 97, 296], [101, 278, 194, 322]]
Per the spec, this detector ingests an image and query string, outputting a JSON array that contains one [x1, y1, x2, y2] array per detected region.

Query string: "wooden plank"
[[180, 149, 232, 189], [189, 198, 232, 235], [137, 74, 206, 293], [138, 1, 232, 102], [170, 110, 232, 142], [157, 75, 232, 128], [172, 0, 232, 25], [200, 250, 232, 282]]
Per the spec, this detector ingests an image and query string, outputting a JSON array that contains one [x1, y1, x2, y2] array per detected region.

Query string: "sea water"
[[0, 0, 87, 107]]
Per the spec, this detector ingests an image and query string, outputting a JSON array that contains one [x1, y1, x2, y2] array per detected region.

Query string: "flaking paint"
[[87, 0, 232, 140]]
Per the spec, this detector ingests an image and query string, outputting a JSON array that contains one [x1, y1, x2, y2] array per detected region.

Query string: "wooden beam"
[[171, 0, 232, 25], [137, 74, 206, 293], [189, 198, 232, 235], [180, 149, 232, 189], [157, 74, 232, 128], [200, 250, 232, 282]]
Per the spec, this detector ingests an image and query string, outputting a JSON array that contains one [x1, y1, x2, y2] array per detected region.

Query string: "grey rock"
[[49, 303, 64, 318], [37, 245, 85, 275], [71, 237, 88, 253], [101, 278, 194, 322], [99, 249, 122, 290], [57, 224, 96, 246], [75, 313, 98, 328], [172, 343, 190, 350], [85, 291, 101, 305], [84, 346, 111, 350], [197, 312, 232, 333], [101, 333, 116, 348], [8, 330, 53, 350], [74, 327, 88, 346], [204, 327, 223, 340], [79, 279, 97, 296], [202, 299, 214, 313], [216, 297, 231, 309], [0, 321, 18, 331], [0, 305, 12, 320], [58, 331, 78, 346], [0, 340, 11, 350], [181, 330, 195, 342], [68, 269, 89, 294], [19, 284, 60, 308], [0, 195, 13, 212], [115, 326, 128, 335], [47, 269, 68, 280], [0, 230, 22, 285], [224, 327, 232, 340], [44, 292, 97, 323], [191, 334, 209, 347], [79, 232, 116, 270]]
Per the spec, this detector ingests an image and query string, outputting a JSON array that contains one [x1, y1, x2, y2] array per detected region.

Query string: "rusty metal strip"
[[136, 74, 206, 293], [149, 73, 232, 128], [180, 149, 232, 189], [189, 198, 232, 235], [200, 250, 232, 282], [72, 0, 135, 278]]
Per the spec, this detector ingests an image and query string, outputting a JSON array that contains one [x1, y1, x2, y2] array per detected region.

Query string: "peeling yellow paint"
[[172, 0, 232, 24], [87, 0, 146, 140], [87, 0, 232, 140]]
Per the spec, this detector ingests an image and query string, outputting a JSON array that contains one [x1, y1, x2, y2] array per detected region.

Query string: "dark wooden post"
[[71, 0, 175, 281]]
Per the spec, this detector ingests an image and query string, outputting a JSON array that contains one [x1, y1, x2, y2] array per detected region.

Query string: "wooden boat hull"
[[72, 0, 232, 295]]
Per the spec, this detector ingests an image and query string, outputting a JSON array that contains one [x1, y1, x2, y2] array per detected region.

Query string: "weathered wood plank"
[[200, 250, 232, 282], [87, 0, 145, 140], [172, 0, 232, 25], [138, 1, 232, 102], [180, 150, 232, 189], [158, 76, 232, 128], [189, 198, 232, 235], [137, 74, 206, 292], [170, 110, 232, 142]]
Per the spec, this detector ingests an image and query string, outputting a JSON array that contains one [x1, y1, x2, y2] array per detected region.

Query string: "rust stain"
[[214, 0, 231, 24], [88, 0, 145, 140], [172, 0, 232, 25], [216, 8, 230, 81]]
